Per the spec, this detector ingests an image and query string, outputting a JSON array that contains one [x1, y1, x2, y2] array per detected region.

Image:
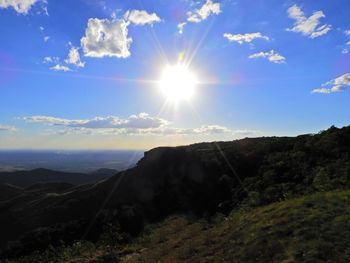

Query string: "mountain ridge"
[[1, 125, 350, 260]]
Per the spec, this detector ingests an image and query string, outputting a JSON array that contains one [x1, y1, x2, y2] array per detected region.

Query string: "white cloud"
[[311, 86, 344, 94], [286, 4, 331, 38], [22, 113, 260, 138], [50, 64, 71, 72], [41, 4, 47, 15], [128, 125, 235, 136], [312, 73, 350, 94], [65, 46, 85, 68], [43, 56, 51, 63], [177, 22, 186, 34], [312, 88, 330, 94], [43, 56, 59, 64], [325, 73, 350, 87], [0, 0, 43, 14], [0, 125, 16, 132], [23, 113, 168, 130], [223, 32, 269, 44], [123, 113, 168, 129], [44, 47, 84, 71], [177, 0, 220, 34], [193, 125, 231, 134], [339, 30, 350, 53], [80, 18, 132, 58], [43, 36, 50, 42], [249, 50, 286, 64], [124, 10, 161, 26], [79, 10, 158, 59], [187, 0, 221, 23]]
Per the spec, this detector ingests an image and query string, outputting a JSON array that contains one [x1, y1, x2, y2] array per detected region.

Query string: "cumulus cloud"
[[312, 73, 350, 94], [286, 4, 331, 38], [50, 64, 71, 72], [0, 0, 43, 14], [124, 10, 161, 25], [223, 32, 269, 44], [249, 50, 286, 64], [126, 113, 168, 129], [65, 46, 85, 68], [0, 125, 16, 132], [23, 113, 168, 130], [80, 18, 132, 58], [43, 36, 50, 42], [22, 113, 260, 138], [187, 0, 221, 23], [177, 0, 220, 34], [43, 47, 84, 71]]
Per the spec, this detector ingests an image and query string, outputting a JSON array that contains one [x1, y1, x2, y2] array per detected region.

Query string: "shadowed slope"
[[1, 125, 350, 257]]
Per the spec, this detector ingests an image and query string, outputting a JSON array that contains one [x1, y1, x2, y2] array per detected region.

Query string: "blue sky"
[[0, 0, 349, 149]]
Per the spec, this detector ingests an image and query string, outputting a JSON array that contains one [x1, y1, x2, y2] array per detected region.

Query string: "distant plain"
[[0, 150, 144, 172]]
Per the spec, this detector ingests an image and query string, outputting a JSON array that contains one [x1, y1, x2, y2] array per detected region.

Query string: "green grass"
[[125, 190, 350, 262], [4, 241, 106, 263], [9, 189, 350, 262]]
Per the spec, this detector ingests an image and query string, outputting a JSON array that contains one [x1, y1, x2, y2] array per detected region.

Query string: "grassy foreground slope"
[[11, 189, 350, 263], [128, 190, 350, 263]]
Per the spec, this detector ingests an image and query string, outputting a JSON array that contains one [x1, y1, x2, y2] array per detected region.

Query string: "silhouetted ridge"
[[1, 125, 350, 258]]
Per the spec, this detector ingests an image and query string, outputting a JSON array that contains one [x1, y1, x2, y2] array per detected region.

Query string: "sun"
[[158, 64, 198, 102]]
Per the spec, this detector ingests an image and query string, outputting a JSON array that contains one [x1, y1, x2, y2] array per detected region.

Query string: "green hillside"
[[10, 189, 350, 263], [2, 125, 350, 262], [125, 190, 350, 263]]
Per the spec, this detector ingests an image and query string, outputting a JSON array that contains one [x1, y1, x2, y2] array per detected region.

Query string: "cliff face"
[[1, 125, 350, 256], [0, 144, 233, 251]]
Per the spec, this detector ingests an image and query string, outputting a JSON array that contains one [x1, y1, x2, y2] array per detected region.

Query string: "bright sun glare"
[[158, 64, 198, 102]]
